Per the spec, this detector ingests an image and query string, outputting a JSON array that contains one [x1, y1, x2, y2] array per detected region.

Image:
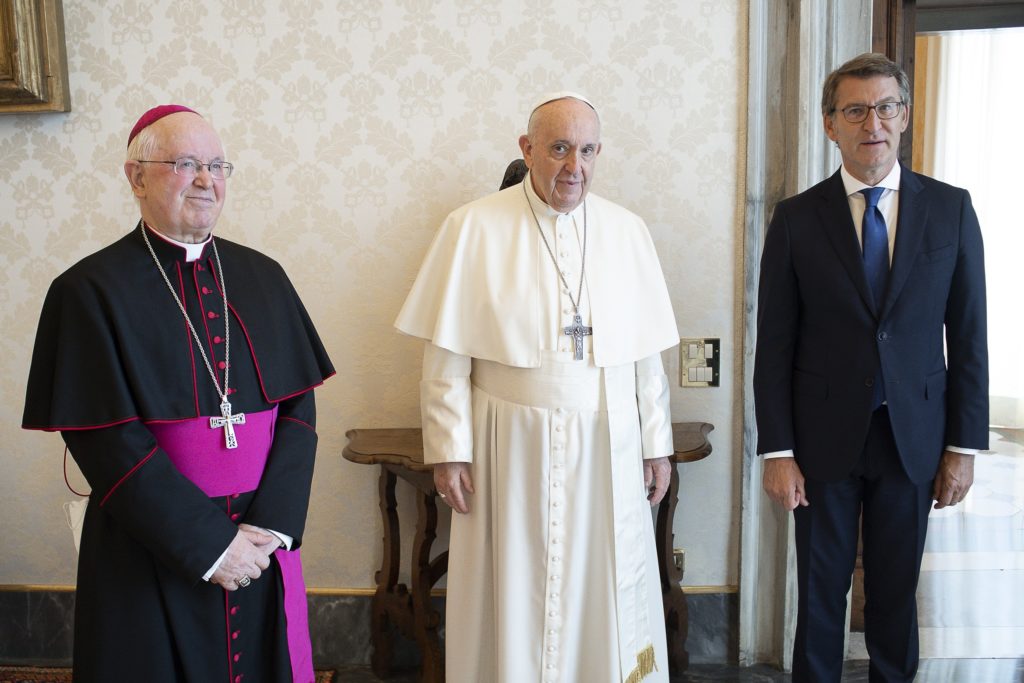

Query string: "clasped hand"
[[211, 524, 279, 591]]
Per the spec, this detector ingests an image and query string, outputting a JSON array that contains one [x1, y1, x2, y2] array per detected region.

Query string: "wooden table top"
[[343, 422, 713, 472]]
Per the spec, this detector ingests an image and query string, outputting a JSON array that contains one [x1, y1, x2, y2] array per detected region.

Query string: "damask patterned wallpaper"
[[0, 0, 746, 588]]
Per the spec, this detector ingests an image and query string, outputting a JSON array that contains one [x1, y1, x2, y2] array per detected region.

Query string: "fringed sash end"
[[624, 643, 657, 683]]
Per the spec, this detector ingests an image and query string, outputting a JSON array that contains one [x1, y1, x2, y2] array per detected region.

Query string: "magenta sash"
[[146, 406, 314, 682], [146, 406, 277, 497]]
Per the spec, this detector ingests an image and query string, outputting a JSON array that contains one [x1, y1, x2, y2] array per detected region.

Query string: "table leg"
[[411, 490, 445, 683], [656, 464, 689, 672], [371, 467, 400, 677]]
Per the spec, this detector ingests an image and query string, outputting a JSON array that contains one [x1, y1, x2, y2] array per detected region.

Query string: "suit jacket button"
[[865, 378, 875, 387], [877, 332, 888, 341]]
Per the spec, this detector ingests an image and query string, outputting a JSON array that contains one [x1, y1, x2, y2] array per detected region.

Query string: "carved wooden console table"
[[343, 421, 713, 681]]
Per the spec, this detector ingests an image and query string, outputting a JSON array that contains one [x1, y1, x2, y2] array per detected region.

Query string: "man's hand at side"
[[763, 457, 810, 511]]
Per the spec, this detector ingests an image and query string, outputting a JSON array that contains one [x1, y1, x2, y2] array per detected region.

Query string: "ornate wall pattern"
[[0, 0, 746, 588]]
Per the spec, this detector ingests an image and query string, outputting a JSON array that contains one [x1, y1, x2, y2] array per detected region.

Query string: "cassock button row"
[[208, 311, 218, 319], [231, 513, 241, 521], [235, 675, 243, 683], [233, 653, 241, 662], [231, 493, 240, 499], [232, 630, 240, 640], [213, 336, 223, 344], [230, 606, 238, 615], [202, 286, 212, 294]]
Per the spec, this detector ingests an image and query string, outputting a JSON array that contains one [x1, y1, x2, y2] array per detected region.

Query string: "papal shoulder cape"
[[395, 183, 678, 366]]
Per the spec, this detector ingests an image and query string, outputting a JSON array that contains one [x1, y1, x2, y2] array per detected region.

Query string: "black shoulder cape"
[[23, 225, 335, 430]]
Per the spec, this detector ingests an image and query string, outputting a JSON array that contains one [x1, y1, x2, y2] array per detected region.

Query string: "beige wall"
[[0, 0, 747, 590]]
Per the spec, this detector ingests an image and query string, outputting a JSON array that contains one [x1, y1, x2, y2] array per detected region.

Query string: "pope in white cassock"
[[395, 93, 679, 683]]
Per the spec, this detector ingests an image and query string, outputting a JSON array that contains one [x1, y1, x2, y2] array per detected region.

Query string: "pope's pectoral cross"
[[210, 401, 246, 449], [563, 314, 593, 361]]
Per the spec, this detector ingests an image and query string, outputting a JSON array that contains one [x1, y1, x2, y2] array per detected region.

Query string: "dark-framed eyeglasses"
[[136, 157, 234, 179], [835, 101, 905, 124]]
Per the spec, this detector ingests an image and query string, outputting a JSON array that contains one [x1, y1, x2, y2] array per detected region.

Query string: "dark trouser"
[[792, 407, 934, 683]]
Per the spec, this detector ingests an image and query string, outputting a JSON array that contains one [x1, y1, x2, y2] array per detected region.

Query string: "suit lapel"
[[881, 167, 927, 319], [818, 171, 877, 315]]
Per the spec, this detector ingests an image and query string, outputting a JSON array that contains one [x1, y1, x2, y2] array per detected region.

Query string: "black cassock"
[[23, 224, 334, 683]]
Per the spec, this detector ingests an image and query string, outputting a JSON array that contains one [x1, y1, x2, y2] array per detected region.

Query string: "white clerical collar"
[[147, 225, 212, 262], [523, 171, 586, 220], [840, 162, 901, 197]]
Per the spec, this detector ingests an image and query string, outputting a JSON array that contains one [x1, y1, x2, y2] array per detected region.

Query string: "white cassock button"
[[549, 610, 558, 617], [555, 425, 563, 432], [553, 481, 561, 488]]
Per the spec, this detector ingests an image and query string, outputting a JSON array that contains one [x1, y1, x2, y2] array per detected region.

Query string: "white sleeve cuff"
[[203, 547, 229, 581], [945, 445, 979, 455], [762, 450, 795, 459]]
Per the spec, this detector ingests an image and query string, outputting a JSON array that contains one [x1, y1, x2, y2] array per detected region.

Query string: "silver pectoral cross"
[[210, 401, 246, 449], [563, 313, 593, 361]]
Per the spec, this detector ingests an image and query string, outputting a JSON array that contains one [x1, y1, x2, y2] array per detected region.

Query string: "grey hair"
[[821, 52, 911, 117]]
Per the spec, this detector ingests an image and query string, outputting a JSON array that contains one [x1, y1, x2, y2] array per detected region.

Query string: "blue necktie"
[[860, 186, 888, 408], [860, 187, 889, 312]]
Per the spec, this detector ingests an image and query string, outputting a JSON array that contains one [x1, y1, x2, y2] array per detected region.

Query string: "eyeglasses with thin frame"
[[136, 157, 234, 179], [835, 100, 905, 124]]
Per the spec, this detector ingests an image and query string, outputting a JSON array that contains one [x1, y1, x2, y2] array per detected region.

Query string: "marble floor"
[[333, 658, 1024, 682]]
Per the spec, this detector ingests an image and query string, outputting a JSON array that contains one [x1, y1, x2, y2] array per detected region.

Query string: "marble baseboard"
[[0, 588, 736, 668]]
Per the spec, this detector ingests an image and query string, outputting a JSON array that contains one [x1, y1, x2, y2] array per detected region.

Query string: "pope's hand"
[[644, 456, 672, 506], [434, 462, 474, 514]]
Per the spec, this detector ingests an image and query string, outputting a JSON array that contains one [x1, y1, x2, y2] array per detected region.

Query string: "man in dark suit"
[[753, 53, 988, 682]]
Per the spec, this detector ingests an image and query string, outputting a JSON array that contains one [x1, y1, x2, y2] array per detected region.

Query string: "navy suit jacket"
[[753, 166, 988, 483]]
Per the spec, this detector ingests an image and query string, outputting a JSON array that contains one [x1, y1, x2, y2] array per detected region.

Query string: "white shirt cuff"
[[762, 450, 795, 459]]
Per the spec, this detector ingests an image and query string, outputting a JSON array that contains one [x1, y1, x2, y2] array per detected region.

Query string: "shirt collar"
[[840, 162, 901, 197], [144, 222, 212, 262]]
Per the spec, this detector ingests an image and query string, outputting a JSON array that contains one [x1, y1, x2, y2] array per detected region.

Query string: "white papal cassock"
[[395, 174, 679, 683]]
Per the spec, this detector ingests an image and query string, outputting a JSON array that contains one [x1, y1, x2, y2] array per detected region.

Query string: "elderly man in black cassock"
[[23, 105, 334, 683]]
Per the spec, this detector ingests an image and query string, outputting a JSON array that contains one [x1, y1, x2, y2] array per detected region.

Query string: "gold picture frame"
[[0, 0, 70, 113]]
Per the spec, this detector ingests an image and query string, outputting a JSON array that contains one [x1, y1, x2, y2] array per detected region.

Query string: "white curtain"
[[914, 27, 1024, 660], [920, 27, 1024, 428]]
